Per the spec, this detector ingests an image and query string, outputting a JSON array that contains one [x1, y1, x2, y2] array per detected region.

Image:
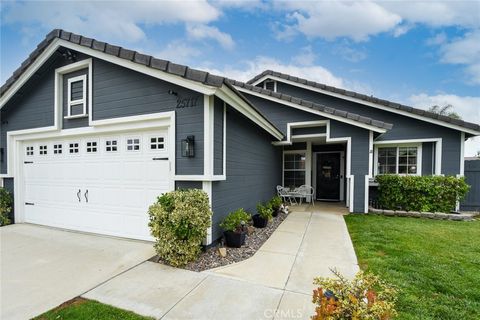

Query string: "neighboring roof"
[[227, 79, 393, 131], [465, 157, 480, 161], [248, 70, 480, 133]]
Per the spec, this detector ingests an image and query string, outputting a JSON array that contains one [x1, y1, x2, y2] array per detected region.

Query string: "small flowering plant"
[[311, 269, 398, 320]]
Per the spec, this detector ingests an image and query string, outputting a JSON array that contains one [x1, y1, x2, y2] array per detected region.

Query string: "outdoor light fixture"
[[181, 135, 195, 157]]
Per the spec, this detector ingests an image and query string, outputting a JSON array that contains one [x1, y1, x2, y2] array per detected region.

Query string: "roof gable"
[[248, 70, 480, 135]]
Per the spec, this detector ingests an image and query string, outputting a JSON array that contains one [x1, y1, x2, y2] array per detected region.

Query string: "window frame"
[[105, 138, 119, 153], [374, 143, 422, 176], [85, 140, 99, 154], [148, 135, 166, 152], [282, 150, 307, 188], [125, 137, 141, 152], [68, 142, 80, 155], [66, 74, 87, 119]]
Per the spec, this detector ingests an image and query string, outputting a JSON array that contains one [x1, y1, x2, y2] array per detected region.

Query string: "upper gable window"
[[264, 80, 276, 92], [66, 74, 87, 118]]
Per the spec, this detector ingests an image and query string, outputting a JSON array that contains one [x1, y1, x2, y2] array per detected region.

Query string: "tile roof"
[[248, 70, 480, 132], [226, 79, 393, 130], [1, 29, 391, 132]]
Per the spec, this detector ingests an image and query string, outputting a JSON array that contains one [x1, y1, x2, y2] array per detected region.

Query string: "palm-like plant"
[[428, 104, 461, 119]]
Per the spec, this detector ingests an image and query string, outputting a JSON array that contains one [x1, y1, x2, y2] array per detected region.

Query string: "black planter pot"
[[272, 208, 280, 217], [224, 230, 246, 248], [252, 214, 269, 228]]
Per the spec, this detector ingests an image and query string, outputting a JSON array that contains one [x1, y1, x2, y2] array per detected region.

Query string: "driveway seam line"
[[79, 259, 153, 297], [160, 274, 209, 319]]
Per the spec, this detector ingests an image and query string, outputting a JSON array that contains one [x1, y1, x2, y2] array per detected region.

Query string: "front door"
[[316, 152, 341, 200]]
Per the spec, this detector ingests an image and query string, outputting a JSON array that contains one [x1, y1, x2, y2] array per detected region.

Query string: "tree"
[[428, 104, 461, 119]]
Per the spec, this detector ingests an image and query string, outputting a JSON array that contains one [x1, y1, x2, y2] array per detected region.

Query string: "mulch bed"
[[150, 210, 289, 272]]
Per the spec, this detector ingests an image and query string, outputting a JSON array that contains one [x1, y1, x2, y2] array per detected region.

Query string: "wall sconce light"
[[181, 135, 195, 157]]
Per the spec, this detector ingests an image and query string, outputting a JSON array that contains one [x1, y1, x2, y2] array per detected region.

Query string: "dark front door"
[[316, 152, 341, 200]]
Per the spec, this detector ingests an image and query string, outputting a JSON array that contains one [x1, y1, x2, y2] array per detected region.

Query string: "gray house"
[[1, 30, 478, 244]]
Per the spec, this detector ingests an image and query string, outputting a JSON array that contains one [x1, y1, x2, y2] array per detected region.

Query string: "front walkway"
[[83, 203, 359, 320]]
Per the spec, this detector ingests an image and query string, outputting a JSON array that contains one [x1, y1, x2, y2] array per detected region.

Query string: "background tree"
[[428, 104, 461, 119]]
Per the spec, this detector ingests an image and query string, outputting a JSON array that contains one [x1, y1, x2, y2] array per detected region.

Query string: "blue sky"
[[1, 0, 479, 154]]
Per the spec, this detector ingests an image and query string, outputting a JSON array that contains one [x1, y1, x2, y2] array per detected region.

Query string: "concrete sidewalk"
[[84, 203, 359, 320]]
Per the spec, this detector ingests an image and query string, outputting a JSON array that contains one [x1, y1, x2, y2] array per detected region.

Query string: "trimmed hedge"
[[376, 175, 469, 213], [0, 188, 12, 226], [148, 189, 212, 267]]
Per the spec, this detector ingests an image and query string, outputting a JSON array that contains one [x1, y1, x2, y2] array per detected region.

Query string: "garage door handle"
[[84, 189, 89, 203], [77, 189, 81, 202]]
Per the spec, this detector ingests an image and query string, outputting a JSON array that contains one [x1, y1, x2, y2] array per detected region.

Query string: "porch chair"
[[297, 185, 315, 206], [276, 185, 296, 205]]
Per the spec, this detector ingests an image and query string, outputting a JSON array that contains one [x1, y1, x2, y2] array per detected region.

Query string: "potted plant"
[[269, 195, 282, 217], [220, 208, 251, 248], [253, 202, 273, 228]]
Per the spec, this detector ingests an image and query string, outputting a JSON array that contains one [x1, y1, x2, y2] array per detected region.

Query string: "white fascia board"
[[215, 85, 283, 140], [0, 39, 217, 109], [234, 86, 387, 134], [252, 75, 480, 136]]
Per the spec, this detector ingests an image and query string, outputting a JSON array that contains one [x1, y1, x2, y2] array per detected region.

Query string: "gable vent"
[[264, 80, 276, 92]]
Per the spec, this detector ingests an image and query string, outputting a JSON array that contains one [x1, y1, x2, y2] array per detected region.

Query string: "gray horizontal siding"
[[175, 181, 202, 190], [211, 106, 281, 241], [276, 82, 464, 176], [422, 142, 434, 175], [291, 126, 326, 136]]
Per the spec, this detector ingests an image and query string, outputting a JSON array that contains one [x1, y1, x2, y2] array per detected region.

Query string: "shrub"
[[269, 195, 282, 211], [256, 202, 273, 220], [0, 188, 12, 226], [312, 269, 398, 320], [376, 175, 469, 213], [220, 208, 251, 232], [148, 189, 212, 267]]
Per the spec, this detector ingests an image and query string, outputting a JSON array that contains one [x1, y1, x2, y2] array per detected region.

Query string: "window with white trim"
[[126, 138, 140, 151], [26, 146, 34, 156], [66, 74, 87, 118], [69, 142, 79, 154], [53, 144, 63, 154], [39, 145, 48, 155], [150, 137, 165, 150], [377, 146, 419, 175], [263, 80, 276, 92], [86, 141, 98, 153], [283, 152, 306, 188], [105, 140, 118, 152]]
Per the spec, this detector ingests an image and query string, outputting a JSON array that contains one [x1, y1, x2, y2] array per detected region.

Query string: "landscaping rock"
[[218, 247, 227, 257], [409, 211, 422, 218], [433, 212, 448, 220], [396, 210, 408, 217], [369, 208, 383, 214], [383, 210, 395, 216], [421, 212, 435, 219]]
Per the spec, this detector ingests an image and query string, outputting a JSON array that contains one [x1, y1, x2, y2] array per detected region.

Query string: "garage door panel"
[[23, 129, 170, 241]]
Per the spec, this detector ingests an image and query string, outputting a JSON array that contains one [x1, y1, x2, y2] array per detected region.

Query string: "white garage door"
[[23, 129, 171, 241]]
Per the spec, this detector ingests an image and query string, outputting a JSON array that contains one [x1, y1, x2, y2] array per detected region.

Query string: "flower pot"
[[272, 208, 280, 217], [252, 214, 268, 228], [224, 230, 246, 248]]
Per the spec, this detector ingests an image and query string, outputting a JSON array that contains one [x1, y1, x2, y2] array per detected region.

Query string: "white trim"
[[204, 95, 214, 176], [368, 131, 374, 177], [174, 175, 226, 181], [216, 85, 283, 140], [263, 80, 277, 92], [223, 102, 227, 176], [373, 143, 423, 176], [349, 175, 354, 211], [460, 132, 465, 176], [8, 112, 175, 224], [235, 86, 388, 133], [66, 74, 87, 117], [202, 181, 213, 245], [282, 150, 307, 187], [292, 134, 327, 140], [251, 74, 480, 136], [305, 141, 312, 202], [364, 175, 370, 213]]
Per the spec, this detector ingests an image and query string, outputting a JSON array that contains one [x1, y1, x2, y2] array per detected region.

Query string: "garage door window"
[[105, 140, 118, 152], [150, 137, 165, 150], [86, 141, 98, 153], [69, 143, 79, 154], [26, 146, 34, 156], [53, 144, 63, 154], [39, 145, 48, 155], [126, 138, 140, 151]]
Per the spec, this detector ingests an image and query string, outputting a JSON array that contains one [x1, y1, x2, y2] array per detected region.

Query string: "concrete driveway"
[[0, 224, 154, 320]]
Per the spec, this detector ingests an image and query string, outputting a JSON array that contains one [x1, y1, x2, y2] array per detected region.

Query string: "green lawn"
[[345, 215, 480, 320], [33, 298, 152, 320]]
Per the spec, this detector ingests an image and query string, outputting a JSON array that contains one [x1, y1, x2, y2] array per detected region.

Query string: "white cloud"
[[186, 24, 235, 50], [1, 1, 220, 43], [332, 42, 367, 63], [409, 93, 480, 156], [276, 1, 401, 42], [155, 40, 201, 65], [292, 46, 316, 66], [201, 55, 345, 87]]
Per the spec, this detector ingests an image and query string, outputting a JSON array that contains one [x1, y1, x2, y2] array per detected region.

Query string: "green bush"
[[148, 189, 212, 267], [376, 175, 470, 213], [269, 195, 282, 211], [220, 208, 251, 232], [0, 188, 12, 226], [256, 202, 273, 220]]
